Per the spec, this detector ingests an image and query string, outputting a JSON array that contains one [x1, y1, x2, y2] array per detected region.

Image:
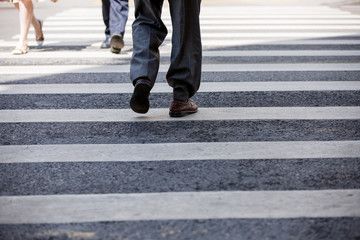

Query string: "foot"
[[36, 19, 44, 46], [100, 36, 110, 49], [110, 34, 124, 54], [169, 99, 198, 117], [130, 79, 152, 114], [12, 45, 29, 55]]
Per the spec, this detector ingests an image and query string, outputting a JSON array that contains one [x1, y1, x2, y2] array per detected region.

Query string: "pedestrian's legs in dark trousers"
[[101, 0, 111, 48], [167, 0, 202, 101], [102, 0, 129, 52], [130, 0, 202, 117], [109, 0, 129, 37], [109, 0, 129, 53]]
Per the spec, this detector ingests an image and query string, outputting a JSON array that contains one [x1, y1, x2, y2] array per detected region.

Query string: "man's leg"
[[109, 0, 129, 53], [129, 0, 167, 114], [101, 0, 111, 48], [167, 0, 202, 117], [167, 0, 202, 102], [130, 0, 167, 86], [110, 0, 129, 37]]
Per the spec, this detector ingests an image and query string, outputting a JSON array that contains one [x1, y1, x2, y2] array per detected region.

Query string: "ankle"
[[16, 42, 28, 49], [134, 78, 151, 87]]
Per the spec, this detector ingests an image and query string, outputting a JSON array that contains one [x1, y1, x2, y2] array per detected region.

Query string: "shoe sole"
[[130, 83, 151, 114], [110, 35, 124, 50], [110, 47, 121, 54], [169, 110, 197, 117]]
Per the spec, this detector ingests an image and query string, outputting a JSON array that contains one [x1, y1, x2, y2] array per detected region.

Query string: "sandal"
[[12, 46, 29, 55], [36, 19, 44, 46]]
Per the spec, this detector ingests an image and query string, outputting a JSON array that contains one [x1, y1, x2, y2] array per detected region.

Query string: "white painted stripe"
[[49, 6, 355, 13], [40, 20, 360, 26], [46, 15, 360, 20], [28, 25, 360, 31], [58, 6, 352, 13], [0, 82, 359, 95], [54, 11, 354, 16], [1, 141, 359, 163], [198, 33, 360, 38], [199, 40, 360, 46], [199, 12, 354, 15], [206, 14, 359, 18], [0, 107, 359, 123], [0, 189, 359, 224], [198, 9, 352, 14], [12, 33, 105, 39], [29, 26, 105, 31], [0, 41, 108, 47], [46, 14, 360, 19], [198, 6, 349, 10], [205, 33, 360, 38], [200, 25, 360, 30], [42, 21, 108, 26], [201, 50, 360, 57], [13, 32, 360, 40], [1, 64, 359, 74], [54, 13, 332, 19], [198, 81, 360, 91], [0, 51, 133, 59], [200, 63, 360, 72], [1, 50, 360, 59], [58, 8, 350, 15], [203, 50, 360, 57], [2, 50, 360, 59], [1, 39, 360, 47], [61, 6, 344, 9]]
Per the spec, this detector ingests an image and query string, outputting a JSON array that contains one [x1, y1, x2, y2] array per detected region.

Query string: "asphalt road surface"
[[0, 0, 360, 239]]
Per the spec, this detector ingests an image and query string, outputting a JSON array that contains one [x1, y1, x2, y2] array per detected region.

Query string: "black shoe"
[[130, 79, 151, 114], [100, 36, 110, 49], [110, 34, 124, 54]]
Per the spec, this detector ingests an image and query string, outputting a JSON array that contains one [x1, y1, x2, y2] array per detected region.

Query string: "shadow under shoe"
[[130, 80, 151, 114]]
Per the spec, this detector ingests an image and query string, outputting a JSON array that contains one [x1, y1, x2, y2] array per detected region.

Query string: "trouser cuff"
[[173, 87, 189, 102]]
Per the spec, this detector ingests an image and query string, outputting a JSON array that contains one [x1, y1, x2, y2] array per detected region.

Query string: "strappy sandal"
[[12, 46, 29, 55], [36, 19, 44, 46]]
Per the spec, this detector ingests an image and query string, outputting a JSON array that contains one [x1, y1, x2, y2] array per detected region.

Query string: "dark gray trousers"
[[130, 0, 202, 101]]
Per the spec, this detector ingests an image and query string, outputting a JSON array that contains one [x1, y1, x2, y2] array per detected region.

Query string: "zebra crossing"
[[1, 2, 360, 239]]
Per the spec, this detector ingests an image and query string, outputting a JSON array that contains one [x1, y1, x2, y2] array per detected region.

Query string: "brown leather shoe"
[[169, 99, 198, 117]]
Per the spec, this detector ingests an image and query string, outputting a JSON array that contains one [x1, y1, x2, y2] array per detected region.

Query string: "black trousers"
[[130, 0, 202, 101]]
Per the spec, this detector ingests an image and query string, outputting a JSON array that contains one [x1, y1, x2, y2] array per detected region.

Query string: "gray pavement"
[[0, 0, 360, 239]]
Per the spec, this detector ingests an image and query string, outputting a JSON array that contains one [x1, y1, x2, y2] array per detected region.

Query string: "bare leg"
[[15, 0, 34, 50], [31, 14, 42, 40], [14, 2, 43, 44]]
